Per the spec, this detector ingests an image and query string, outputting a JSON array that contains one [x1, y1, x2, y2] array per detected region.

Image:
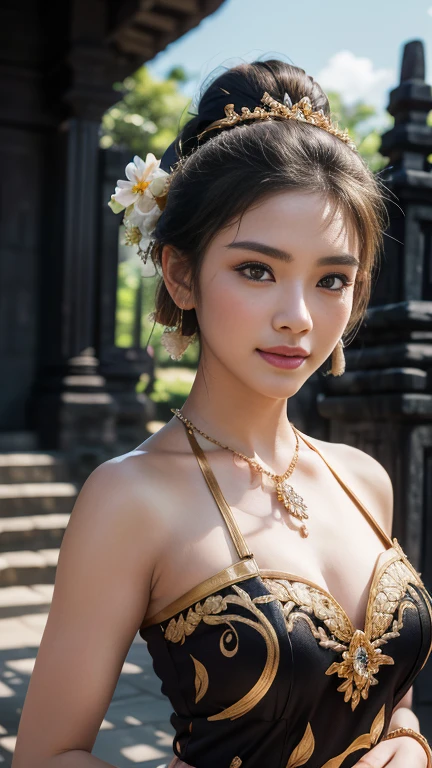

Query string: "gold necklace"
[[171, 408, 309, 538]]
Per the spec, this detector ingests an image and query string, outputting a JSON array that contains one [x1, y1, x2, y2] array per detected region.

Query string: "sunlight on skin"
[[161, 189, 360, 464]]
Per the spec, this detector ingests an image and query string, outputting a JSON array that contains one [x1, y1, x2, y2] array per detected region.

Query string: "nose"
[[272, 284, 313, 335]]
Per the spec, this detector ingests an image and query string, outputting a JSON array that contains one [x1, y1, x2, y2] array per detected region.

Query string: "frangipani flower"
[[108, 153, 170, 259], [109, 153, 168, 214]]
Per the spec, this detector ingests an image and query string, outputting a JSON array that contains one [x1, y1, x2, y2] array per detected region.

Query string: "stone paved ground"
[[0, 585, 175, 768]]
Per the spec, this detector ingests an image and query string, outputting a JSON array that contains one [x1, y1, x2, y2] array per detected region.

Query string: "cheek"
[[199, 273, 264, 335], [312, 288, 353, 325]]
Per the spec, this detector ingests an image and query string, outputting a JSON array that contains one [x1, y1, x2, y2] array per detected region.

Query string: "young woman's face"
[[193, 190, 360, 399]]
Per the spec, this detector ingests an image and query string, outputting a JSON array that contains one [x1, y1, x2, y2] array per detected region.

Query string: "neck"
[[177, 357, 297, 472]]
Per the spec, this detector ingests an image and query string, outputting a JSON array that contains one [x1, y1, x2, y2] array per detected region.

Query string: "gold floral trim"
[[164, 584, 280, 720], [263, 546, 423, 710], [141, 558, 259, 629]]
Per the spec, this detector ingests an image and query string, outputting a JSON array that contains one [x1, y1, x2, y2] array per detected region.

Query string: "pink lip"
[[259, 346, 309, 357], [256, 346, 309, 370]]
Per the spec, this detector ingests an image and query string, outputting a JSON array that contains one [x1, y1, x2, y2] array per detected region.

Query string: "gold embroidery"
[[230, 758, 242, 768], [286, 721, 315, 767], [263, 550, 422, 710], [190, 654, 209, 703], [320, 703, 386, 767], [164, 584, 280, 721], [324, 628, 395, 710], [141, 558, 259, 629]]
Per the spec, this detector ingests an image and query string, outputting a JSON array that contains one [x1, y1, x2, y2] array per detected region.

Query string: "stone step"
[[0, 451, 70, 483], [0, 513, 69, 552], [0, 583, 54, 620], [0, 482, 78, 516], [0, 548, 60, 587]]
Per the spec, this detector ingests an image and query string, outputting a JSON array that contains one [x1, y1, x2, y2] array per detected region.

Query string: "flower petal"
[[135, 194, 158, 214], [133, 155, 146, 176], [116, 179, 133, 189], [134, 204, 161, 238], [127, 206, 147, 227], [149, 175, 169, 197], [114, 188, 137, 207], [108, 197, 125, 214], [142, 153, 160, 180], [144, 152, 158, 168], [125, 161, 139, 182]]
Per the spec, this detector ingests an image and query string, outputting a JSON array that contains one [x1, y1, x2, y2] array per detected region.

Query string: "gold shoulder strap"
[[293, 427, 394, 548], [183, 423, 254, 560]]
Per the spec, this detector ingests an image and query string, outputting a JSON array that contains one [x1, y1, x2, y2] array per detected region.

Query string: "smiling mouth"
[[257, 350, 309, 358], [256, 349, 309, 369]]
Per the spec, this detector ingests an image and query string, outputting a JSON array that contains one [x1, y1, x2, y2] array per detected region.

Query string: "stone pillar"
[[317, 39, 432, 734], [29, 3, 124, 479]]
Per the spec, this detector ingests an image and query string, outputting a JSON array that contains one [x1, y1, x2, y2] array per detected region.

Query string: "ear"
[[160, 244, 195, 310]]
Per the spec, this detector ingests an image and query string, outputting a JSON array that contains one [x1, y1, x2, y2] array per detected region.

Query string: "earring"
[[160, 307, 196, 361], [330, 339, 345, 376]]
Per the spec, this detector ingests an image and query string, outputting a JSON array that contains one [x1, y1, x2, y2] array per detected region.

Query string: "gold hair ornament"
[[198, 91, 357, 152]]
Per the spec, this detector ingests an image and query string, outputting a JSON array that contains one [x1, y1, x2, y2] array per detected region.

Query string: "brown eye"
[[248, 266, 266, 280], [235, 262, 274, 282], [319, 274, 350, 292]]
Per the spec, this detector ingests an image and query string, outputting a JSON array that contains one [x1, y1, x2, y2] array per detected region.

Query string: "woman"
[[12, 60, 432, 768]]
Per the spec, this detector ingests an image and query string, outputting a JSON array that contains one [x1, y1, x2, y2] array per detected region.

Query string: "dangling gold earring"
[[160, 306, 196, 361], [330, 338, 345, 376]]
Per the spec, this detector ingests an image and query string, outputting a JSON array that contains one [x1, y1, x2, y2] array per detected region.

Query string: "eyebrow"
[[225, 240, 360, 268]]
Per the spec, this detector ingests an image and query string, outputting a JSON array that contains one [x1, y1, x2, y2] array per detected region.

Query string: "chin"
[[234, 369, 308, 401]]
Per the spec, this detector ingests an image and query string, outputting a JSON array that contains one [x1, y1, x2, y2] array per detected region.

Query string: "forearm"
[[388, 705, 420, 732]]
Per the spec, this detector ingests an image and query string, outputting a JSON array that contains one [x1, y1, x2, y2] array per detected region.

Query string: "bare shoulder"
[[299, 431, 394, 539], [78, 445, 176, 541]]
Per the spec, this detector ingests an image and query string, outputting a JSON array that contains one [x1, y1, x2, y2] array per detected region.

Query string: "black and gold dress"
[[140, 425, 432, 768]]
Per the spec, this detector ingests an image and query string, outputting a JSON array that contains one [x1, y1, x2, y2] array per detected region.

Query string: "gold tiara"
[[198, 91, 357, 152]]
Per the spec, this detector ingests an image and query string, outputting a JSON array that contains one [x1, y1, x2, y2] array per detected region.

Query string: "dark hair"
[[151, 60, 389, 342]]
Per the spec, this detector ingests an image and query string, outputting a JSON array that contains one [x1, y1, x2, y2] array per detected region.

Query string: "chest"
[[150, 464, 389, 633]]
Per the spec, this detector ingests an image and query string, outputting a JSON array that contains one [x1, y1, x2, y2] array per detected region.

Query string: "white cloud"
[[316, 50, 395, 112], [427, 5, 432, 15]]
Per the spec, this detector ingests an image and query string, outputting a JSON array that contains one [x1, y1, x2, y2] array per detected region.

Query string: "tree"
[[100, 66, 191, 156], [326, 91, 394, 173]]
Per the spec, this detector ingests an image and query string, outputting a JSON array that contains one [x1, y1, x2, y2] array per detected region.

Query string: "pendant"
[[276, 480, 309, 538]]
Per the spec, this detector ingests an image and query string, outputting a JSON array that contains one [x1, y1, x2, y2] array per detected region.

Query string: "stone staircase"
[[0, 436, 79, 589]]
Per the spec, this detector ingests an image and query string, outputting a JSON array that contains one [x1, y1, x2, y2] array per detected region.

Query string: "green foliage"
[[149, 367, 195, 421], [327, 91, 393, 173], [115, 243, 199, 367], [100, 66, 191, 155]]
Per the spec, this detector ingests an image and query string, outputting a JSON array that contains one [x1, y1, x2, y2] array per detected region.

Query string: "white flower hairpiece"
[[108, 153, 170, 262]]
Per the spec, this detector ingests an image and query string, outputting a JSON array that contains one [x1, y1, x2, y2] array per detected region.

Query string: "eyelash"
[[234, 261, 352, 293]]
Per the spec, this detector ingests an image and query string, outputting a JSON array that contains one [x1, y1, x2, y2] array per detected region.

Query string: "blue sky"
[[147, 0, 432, 130]]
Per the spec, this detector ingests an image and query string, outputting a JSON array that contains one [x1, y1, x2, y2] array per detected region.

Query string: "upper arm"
[[12, 457, 162, 767]]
